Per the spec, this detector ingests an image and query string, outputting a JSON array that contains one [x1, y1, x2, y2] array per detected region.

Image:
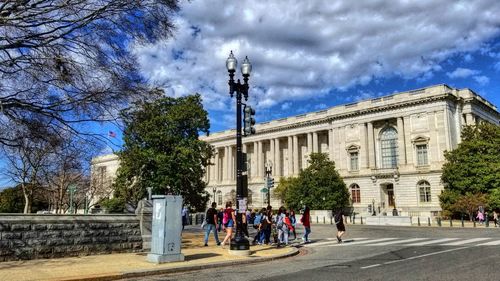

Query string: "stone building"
[[88, 153, 120, 211], [201, 84, 499, 217]]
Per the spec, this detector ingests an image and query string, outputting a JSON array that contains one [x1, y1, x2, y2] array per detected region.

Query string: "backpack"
[[276, 214, 284, 229], [253, 214, 262, 226], [222, 209, 230, 224]]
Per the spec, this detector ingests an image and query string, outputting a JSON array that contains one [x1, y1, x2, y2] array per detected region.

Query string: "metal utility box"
[[147, 195, 184, 263]]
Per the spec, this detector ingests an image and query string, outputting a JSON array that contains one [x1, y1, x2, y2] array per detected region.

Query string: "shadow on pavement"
[[185, 253, 220, 261]]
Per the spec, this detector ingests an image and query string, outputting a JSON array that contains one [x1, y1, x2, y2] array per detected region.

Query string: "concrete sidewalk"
[[0, 232, 299, 281]]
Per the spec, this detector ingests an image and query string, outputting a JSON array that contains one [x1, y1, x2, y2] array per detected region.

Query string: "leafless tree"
[[0, 0, 178, 146], [43, 136, 101, 213], [3, 136, 56, 213]]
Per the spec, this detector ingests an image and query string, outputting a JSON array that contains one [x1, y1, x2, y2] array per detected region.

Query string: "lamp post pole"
[[226, 51, 252, 252], [265, 162, 272, 206]]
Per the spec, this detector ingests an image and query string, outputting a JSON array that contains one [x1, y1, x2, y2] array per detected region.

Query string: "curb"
[[57, 247, 300, 281]]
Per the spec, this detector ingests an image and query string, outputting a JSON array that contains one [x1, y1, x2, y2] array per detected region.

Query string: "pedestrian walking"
[[334, 209, 346, 243], [265, 205, 273, 244], [289, 209, 297, 240], [252, 208, 265, 244], [276, 207, 287, 247], [181, 206, 189, 230], [217, 208, 224, 232], [300, 206, 311, 243], [283, 211, 294, 246], [476, 210, 484, 224], [221, 201, 236, 247], [493, 210, 498, 227], [204, 202, 221, 246]]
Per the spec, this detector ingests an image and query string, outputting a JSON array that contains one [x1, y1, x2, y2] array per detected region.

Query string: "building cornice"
[[205, 92, 455, 143]]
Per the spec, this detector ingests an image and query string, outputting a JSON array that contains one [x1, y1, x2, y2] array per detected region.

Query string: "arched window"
[[380, 127, 398, 168], [350, 184, 361, 203], [418, 181, 431, 203]]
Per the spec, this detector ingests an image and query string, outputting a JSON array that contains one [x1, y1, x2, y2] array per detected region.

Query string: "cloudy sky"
[[133, 0, 500, 134]]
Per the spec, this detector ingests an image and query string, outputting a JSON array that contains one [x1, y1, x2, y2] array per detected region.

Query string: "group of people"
[[477, 209, 499, 227], [201, 201, 347, 247]]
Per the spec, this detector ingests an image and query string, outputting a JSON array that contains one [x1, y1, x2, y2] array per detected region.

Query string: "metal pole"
[[229, 69, 250, 251]]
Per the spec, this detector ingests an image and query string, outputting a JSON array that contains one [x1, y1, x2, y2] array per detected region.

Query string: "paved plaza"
[[126, 224, 500, 281]]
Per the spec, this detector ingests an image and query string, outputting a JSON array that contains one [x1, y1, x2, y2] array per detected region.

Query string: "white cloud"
[[281, 102, 292, 110], [446, 67, 480, 78], [133, 0, 500, 112], [473, 75, 490, 85]]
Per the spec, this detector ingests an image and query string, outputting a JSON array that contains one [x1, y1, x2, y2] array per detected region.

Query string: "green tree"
[[0, 186, 24, 213], [113, 94, 213, 211], [280, 153, 349, 211], [273, 176, 299, 203], [440, 122, 500, 215], [450, 193, 488, 221], [488, 188, 500, 211]]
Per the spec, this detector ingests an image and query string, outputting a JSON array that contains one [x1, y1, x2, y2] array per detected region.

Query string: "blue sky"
[[130, 0, 500, 135], [2, 0, 500, 188]]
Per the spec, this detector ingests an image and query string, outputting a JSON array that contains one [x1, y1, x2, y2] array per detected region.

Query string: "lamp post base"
[[229, 237, 250, 250], [229, 248, 251, 256]]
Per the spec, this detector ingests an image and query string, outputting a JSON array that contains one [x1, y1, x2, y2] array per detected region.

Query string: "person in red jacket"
[[300, 206, 311, 243]]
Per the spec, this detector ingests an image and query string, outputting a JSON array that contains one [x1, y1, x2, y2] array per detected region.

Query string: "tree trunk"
[[22, 190, 32, 214]]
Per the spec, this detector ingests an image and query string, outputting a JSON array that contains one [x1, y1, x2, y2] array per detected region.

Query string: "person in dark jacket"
[[334, 209, 346, 243]]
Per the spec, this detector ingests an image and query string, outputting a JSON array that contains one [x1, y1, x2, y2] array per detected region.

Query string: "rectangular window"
[[419, 186, 431, 202], [350, 152, 359, 171], [351, 185, 361, 203], [416, 144, 428, 166]]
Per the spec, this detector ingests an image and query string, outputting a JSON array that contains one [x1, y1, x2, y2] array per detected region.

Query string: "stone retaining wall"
[[0, 214, 142, 261]]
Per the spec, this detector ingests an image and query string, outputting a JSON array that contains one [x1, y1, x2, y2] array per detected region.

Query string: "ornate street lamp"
[[226, 51, 252, 252]]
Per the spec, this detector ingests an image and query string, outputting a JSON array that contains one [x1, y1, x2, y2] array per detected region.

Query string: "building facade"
[[201, 85, 499, 217]]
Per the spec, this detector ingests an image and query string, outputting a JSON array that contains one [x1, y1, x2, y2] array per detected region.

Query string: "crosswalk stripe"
[[307, 238, 369, 247], [441, 238, 491, 246], [476, 240, 500, 246], [406, 238, 460, 246], [372, 238, 428, 246], [328, 237, 398, 246]]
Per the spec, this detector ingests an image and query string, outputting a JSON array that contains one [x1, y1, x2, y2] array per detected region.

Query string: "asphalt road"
[[125, 224, 500, 281]]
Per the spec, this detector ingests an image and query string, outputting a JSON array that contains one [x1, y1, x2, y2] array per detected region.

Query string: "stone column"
[[293, 135, 299, 174], [328, 128, 334, 161], [228, 146, 233, 181], [465, 113, 474, 125], [306, 133, 313, 167], [312, 131, 318, 153], [270, 139, 275, 170], [253, 141, 259, 179], [258, 141, 264, 178], [275, 138, 281, 177], [214, 149, 220, 183], [287, 136, 293, 176], [397, 117, 407, 166], [361, 123, 369, 169], [367, 122, 375, 169], [223, 146, 229, 181]]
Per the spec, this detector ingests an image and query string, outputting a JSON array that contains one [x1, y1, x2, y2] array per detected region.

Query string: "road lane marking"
[[372, 238, 428, 246], [405, 238, 460, 246], [307, 238, 369, 247], [328, 237, 398, 246], [476, 240, 500, 246], [361, 247, 470, 269], [360, 264, 381, 269], [441, 238, 490, 246]]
